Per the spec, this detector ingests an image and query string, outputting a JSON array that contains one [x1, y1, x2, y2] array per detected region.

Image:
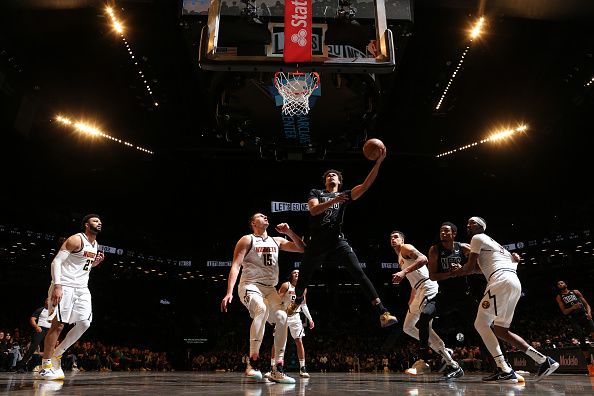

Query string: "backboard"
[[196, 0, 413, 73]]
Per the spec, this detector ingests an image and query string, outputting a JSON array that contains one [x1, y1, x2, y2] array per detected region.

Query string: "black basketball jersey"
[[436, 242, 468, 272], [434, 241, 469, 295], [307, 188, 352, 240], [559, 290, 585, 316]]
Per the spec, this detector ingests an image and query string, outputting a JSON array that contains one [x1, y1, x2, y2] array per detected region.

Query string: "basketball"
[[363, 138, 386, 161]]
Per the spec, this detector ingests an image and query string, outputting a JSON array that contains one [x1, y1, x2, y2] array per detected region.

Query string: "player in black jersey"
[[286, 151, 398, 328], [427, 222, 470, 378], [556, 280, 594, 374]]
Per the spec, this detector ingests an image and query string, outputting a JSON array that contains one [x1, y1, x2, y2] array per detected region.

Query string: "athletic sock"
[[493, 354, 512, 373], [525, 346, 546, 364]]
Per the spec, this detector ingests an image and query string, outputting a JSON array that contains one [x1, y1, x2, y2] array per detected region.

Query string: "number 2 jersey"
[[239, 234, 281, 287], [58, 233, 98, 288]]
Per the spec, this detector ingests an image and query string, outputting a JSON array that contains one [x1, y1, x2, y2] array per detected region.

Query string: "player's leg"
[[17, 328, 47, 371], [38, 285, 73, 380], [267, 291, 295, 384], [490, 275, 558, 380], [289, 248, 323, 314], [239, 283, 268, 379], [340, 242, 397, 327], [474, 283, 517, 382], [289, 317, 309, 377], [401, 303, 429, 375], [53, 288, 92, 360], [417, 296, 462, 378]]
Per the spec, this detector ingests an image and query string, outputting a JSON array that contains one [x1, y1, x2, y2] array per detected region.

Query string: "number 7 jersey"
[[239, 234, 281, 287], [59, 233, 98, 288]]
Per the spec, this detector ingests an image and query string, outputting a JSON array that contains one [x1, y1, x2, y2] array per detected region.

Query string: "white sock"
[[299, 359, 305, 368], [42, 358, 52, 367], [439, 348, 456, 366], [493, 354, 512, 373], [525, 346, 546, 364]]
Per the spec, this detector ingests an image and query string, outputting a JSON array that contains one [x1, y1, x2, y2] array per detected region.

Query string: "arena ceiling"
[[1, 0, 593, 255]]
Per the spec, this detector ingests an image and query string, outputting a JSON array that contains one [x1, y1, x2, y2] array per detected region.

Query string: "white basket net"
[[274, 72, 320, 116]]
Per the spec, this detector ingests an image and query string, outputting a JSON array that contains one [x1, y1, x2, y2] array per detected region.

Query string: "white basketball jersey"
[[469, 233, 517, 282], [59, 233, 98, 288], [398, 251, 439, 297], [239, 234, 280, 287], [280, 282, 301, 312]]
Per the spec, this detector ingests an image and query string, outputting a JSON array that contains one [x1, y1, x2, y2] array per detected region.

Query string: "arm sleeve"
[[301, 304, 313, 322], [51, 250, 70, 285]]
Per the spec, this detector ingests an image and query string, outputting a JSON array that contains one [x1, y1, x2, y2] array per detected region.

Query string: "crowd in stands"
[[0, 331, 172, 373]]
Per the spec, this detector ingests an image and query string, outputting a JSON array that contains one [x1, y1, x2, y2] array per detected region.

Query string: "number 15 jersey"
[[239, 234, 280, 287]]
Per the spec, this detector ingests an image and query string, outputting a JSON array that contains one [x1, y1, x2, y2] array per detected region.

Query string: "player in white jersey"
[[221, 213, 305, 384], [452, 216, 559, 383], [390, 231, 461, 378], [266, 269, 314, 379], [37, 214, 105, 381]]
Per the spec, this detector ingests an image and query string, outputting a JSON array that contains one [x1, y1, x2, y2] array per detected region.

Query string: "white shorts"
[[477, 270, 521, 328], [408, 288, 437, 315], [238, 282, 282, 320], [48, 285, 93, 324], [287, 314, 305, 339]]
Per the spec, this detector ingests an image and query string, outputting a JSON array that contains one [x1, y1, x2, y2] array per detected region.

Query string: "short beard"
[[89, 225, 101, 235]]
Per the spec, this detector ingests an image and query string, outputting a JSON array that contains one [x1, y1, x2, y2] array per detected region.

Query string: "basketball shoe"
[[404, 359, 430, 375], [270, 364, 295, 384], [380, 312, 398, 328]]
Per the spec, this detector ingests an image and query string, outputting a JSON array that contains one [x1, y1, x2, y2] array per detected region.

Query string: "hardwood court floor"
[[1, 371, 593, 395]]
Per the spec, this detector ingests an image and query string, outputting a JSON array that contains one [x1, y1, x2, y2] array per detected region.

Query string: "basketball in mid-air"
[[363, 138, 386, 161]]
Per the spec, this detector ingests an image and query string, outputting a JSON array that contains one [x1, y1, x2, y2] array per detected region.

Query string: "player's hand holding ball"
[[363, 138, 387, 162]]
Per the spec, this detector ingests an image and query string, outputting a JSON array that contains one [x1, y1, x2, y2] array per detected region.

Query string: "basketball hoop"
[[274, 71, 320, 116]]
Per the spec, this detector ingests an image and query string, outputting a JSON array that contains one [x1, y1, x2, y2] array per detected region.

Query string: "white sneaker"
[[263, 371, 272, 380], [299, 366, 310, 378], [245, 366, 263, 380], [270, 365, 296, 384], [38, 367, 65, 380], [404, 359, 430, 376]]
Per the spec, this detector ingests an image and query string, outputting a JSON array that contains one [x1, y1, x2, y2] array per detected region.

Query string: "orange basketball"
[[363, 138, 386, 160]]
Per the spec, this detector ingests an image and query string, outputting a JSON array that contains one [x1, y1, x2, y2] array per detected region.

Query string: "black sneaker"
[[482, 369, 518, 383], [443, 365, 464, 380], [535, 357, 559, 381]]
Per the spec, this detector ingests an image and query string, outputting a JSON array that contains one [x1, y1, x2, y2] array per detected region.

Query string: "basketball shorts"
[[239, 282, 282, 320], [477, 271, 521, 328], [48, 284, 93, 324], [287, 314, 305, 339]]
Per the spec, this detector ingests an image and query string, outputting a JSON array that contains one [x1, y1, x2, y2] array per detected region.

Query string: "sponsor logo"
[[481, 301, 490, 309], [559, 354, 579, 366], [292, 29, 308, 47]]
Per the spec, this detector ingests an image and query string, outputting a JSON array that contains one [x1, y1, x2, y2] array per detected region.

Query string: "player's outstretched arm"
[[351, 147, 387, 201]]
